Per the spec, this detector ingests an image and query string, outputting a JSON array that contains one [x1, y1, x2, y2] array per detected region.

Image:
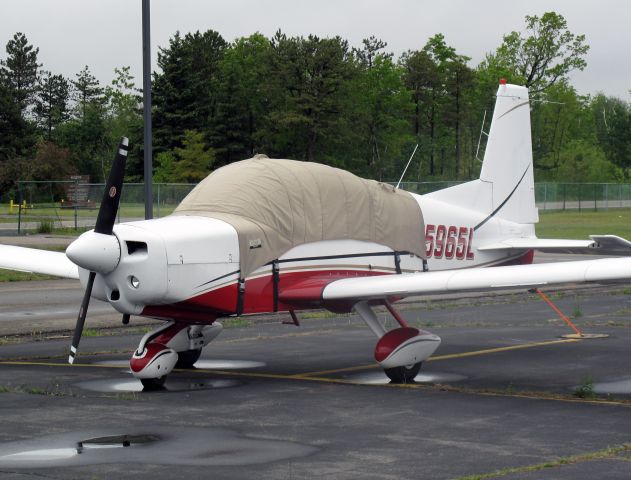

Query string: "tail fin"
[[425, 82, 538, 225], [479, 83, 537, 224]]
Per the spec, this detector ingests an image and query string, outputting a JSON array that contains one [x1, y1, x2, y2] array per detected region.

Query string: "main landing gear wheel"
[[384, 362, 422, 384], [175, 348, 202, 369], [140, 376, 166, 390]]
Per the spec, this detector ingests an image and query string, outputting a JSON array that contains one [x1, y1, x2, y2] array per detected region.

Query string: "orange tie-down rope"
[[534, 288, 583, 336]]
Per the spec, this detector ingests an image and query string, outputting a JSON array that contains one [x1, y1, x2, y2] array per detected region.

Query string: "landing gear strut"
[[353, 300, 440, 384], [130, 321, 223, 387], [175, 348, 202, 369]]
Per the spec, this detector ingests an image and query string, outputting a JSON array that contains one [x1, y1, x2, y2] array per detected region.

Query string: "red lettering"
[[425, 224, 435, 258], [434, 225, 446, 258], [444, 226, 457, 259], [425, 224, 475, 261], [466, 228, 475, 260], [455, 227, 467, 260]]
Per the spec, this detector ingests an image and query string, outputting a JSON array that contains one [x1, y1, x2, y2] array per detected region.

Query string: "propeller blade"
[[94, 137, 129, 235], [69, 271, 96, 364], [69, 137, 129, 364]]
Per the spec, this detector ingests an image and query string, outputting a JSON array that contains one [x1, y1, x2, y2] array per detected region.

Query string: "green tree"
[[529, 82, 594, 173], [72, 65, 104, 120], [348, 45, 412, 179], [0, 77, 30, 160], [491, 12, 589, 94], [401, 34, 474, 179], [444, 56, 474, 178], [554, 140, 620, 182], [154, 130, 215, 182], [590, 93, 631, 178], [0, 32, 40, 114], [262, 31, 356, 163], [34, 71, 70, 138], [353, 36, 393, 69], [212, 33, 272, 164], [0, 140, 76, 196], [153, 30, 227, 154], [103, 66, 143, 179]]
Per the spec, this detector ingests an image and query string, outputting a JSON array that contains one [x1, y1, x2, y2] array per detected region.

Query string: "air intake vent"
[[126, 241, 147, 255]]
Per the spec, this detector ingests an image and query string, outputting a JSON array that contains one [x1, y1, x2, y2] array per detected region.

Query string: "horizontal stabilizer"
[[0, 245, 79, 279], [322, 256, 631, 302], [478, 235, 631, 256]]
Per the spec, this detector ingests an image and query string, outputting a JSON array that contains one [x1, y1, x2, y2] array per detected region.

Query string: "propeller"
[[68, 137, 129, 364]]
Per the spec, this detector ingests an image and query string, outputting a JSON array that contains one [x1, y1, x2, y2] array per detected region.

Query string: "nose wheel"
[[140, 376, 166, 390], [384, 362, 422, 384]]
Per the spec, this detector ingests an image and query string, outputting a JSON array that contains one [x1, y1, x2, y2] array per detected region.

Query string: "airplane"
[[2, 81, 631, 390]]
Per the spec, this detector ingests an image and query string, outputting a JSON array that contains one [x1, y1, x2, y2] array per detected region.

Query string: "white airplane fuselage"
[[84, 191, 534, 323]]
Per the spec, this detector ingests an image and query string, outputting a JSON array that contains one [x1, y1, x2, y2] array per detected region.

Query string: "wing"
[[0, 245, 79, 279], [321, 257, 631, 303], [478, 235, 631, 256]]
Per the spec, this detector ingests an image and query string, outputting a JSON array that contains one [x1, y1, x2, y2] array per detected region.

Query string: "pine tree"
[[72, 65, 104, 120], [0, 32, 40, 114], [153, 30, 227, 154], [35, 71, 70, 138]]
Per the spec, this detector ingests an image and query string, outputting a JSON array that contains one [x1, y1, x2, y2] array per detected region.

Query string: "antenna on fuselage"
[[475, 109, 488, 163], [395, 143, 419, 189]]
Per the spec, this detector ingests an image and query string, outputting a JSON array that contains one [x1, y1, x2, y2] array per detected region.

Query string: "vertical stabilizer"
[[424, 82, 538, 226], [479, 83, 538, 224]]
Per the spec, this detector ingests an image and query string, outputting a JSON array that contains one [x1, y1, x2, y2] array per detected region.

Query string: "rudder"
[[479, 83, 538, 224]]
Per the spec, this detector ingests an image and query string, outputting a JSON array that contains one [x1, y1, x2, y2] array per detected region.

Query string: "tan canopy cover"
[[173, 156, 426, 278]]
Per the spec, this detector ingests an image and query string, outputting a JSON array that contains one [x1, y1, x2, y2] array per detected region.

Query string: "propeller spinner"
[[67, 137, 129, 364]]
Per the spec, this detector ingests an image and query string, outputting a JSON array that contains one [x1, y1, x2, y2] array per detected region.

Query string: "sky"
[[1, 0, 629, 100]]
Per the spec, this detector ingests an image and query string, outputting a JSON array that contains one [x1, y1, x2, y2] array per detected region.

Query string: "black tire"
[[175, 348, 202, 369], [384, 362, 422, 384], [140, 376, 166, 390]]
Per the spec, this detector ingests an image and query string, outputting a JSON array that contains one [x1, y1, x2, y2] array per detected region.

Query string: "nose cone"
[[66, 231, 121, 274]]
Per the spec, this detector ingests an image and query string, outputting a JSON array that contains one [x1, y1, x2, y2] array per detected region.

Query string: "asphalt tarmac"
[[0, 283, 631, 479]]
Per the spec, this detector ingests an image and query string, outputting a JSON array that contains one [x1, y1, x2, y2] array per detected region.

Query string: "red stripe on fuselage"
[[140, 251, 534, 323], [141, 269, 388, 321]]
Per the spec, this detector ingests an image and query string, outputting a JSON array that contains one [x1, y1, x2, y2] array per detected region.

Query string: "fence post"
[[578, 183, 581, 213], [563, 184, 566, 211], [594, 184, 597, 211], [74, 179, 78, 231], [17, 182, 22, 235], [157, 183, 161, 218]]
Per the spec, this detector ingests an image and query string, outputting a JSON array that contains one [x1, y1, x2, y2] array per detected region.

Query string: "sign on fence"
[[63, 175, 94, 208]]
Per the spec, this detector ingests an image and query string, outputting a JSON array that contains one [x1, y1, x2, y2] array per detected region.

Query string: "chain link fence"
[[5, 182, 195, 234], [5, 180, 631, 234]]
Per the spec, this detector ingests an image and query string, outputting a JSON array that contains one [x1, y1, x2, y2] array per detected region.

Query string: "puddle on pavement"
[[76, 377, 241, 393], [91, 359, 266, 370], [191, 359, 266, 369], [591, 378, 631, 395], [0, 427, 317, 468], [347, 370, 467, 385]]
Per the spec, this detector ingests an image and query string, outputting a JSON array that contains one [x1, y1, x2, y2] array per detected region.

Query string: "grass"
[[0, 382, 75, 397], [50, 226, 89, 235], [3, 203, 177, 220], [36, 219, 53, 234], [455, 444, 631, 480], [573, 376, 596, 399], [222, 317, 254, 328], [536, 208, 631, 239], [0, 269, 55, 282], [82, 328, 104, 337]]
